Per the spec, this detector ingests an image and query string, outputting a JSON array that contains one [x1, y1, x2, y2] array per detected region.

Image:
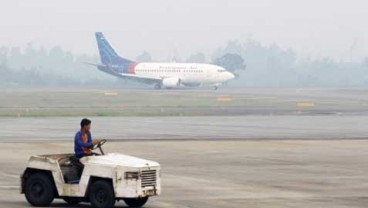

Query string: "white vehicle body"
[[21, 152, 161, 207]]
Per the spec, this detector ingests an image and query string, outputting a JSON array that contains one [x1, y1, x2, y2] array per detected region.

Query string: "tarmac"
[[0, 116, 368, 142], [1, 88, 368, 207], [1, 140, 368, 208]]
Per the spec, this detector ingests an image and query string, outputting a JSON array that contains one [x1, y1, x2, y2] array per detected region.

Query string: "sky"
[[0, 0, 367, 61]]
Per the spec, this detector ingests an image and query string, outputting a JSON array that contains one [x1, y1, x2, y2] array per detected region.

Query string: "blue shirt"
[[74, 130, 93, 158]]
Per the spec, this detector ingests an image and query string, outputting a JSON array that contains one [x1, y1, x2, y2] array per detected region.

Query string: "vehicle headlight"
[[125, 172, 139, 179]]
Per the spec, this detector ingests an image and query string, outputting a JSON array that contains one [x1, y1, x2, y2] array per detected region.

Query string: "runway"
[[1, 88, 368, 207], [0, 116, 368, 142], [1, 140, 368, 208]]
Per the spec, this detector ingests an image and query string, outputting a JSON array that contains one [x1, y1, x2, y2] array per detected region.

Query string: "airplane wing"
[[114, 73, 162, 84]]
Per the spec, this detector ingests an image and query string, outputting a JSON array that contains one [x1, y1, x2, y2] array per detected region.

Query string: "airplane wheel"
[[124, 197, 149, 207], [154, 84, 162, 89], [89, 180, 115, 208], [25, 172, 55, 207]]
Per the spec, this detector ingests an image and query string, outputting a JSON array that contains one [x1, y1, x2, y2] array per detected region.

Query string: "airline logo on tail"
[[95, 32, 135, 74]]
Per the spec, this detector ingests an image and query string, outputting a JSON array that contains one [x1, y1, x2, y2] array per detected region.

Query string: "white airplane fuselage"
[[132, 63, 234, 86]]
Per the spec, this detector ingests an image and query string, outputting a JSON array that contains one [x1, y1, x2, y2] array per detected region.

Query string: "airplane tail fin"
[[95, 32, 134, 66]]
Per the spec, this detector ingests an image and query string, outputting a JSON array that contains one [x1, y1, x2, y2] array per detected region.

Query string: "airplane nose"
[[226, 72, 235, 80]]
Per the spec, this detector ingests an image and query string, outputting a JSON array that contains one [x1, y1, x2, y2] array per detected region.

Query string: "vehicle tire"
[[63, 197, 82, 205], [124, 197, 149, 207], [89, 180, 115, 208], [24, 172, 55, 207]]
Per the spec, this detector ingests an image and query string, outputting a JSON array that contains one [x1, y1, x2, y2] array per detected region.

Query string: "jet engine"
[[162, 77, 181, 88]]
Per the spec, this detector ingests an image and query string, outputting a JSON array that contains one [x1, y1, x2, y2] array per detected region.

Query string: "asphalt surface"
[[1, 140, 368, 208], [0, 116, 368, 142], [1, 88, 368, 208]]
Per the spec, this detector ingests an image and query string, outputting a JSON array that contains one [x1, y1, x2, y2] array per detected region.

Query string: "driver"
[[75, 118, 100, 158], [72, 118, 101, 179]]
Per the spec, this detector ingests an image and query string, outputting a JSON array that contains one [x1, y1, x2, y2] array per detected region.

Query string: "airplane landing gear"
[[212, 83, 221, 90], [154, 83, 162, 89]]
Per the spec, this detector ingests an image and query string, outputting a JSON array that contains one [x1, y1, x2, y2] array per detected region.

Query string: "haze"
[[1, 0, 367, 61]]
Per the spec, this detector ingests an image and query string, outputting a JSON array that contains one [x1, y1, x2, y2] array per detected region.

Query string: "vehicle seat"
[[59, 156, 82, 184]]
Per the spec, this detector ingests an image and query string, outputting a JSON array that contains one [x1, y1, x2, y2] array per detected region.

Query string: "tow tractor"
[[20, 139, 161, 208]]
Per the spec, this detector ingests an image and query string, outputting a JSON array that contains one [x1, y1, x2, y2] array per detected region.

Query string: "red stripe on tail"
[[128, 63, 137, 74]]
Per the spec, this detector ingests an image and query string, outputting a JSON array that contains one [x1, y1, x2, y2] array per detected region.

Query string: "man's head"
[[80, 118, 91, 132]]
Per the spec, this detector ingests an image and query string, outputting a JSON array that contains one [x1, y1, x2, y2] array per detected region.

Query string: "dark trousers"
[[70, 156, 84, 178]]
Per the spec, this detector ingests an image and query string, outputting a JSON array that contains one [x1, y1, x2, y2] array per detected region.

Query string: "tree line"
[[0, 39, 367, 88]]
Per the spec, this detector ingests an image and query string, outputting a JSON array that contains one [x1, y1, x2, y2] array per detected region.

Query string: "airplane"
[[91, 32, 235, 89]]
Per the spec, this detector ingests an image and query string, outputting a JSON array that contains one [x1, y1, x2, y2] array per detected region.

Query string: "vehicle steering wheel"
[[93, 139, 107, 155], [92, 139, 107, 150]]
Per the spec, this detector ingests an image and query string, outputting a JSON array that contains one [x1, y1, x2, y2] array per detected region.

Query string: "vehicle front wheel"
[[24, 172, 55, 207], [124, 197, 149, 207], [89, 180, 115, 208]]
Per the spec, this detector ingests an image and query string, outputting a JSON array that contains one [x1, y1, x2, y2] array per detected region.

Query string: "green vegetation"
[[0, 89, 365, 117], [1, 39, 368, 88]]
